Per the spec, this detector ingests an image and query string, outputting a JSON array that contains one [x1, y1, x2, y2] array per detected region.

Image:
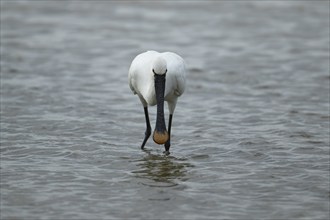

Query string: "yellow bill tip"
[[153, 130, 169, 144]]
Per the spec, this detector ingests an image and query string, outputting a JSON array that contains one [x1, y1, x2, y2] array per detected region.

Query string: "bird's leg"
[[164, 114, 173, 152], [141, 107, 151, 149]]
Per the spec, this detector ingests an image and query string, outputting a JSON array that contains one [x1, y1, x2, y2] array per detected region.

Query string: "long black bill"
[[153, 74, 169, 144]]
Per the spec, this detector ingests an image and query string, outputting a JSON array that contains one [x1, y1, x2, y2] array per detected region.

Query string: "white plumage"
[[128, 50, 186, 152], [129, 50, 186, 113]]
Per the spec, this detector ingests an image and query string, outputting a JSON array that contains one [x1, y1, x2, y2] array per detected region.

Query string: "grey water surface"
[[1, 1, 329, 220]]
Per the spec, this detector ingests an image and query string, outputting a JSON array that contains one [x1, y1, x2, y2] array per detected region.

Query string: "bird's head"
[[152, 57, 167, 76]]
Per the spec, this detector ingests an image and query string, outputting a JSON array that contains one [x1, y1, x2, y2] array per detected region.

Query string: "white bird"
[[128, 50, 186, 153]]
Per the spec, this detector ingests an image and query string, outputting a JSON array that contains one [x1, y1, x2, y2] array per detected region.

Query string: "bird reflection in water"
[[132, 150, 193, 187]]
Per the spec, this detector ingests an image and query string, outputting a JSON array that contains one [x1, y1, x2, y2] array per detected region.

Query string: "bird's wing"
[[128, 60, 137, 94], [128, 51, 159, 95], [129, 79, 137, 94], [174, 64, 186, 96], [164, 52, 186, 96]]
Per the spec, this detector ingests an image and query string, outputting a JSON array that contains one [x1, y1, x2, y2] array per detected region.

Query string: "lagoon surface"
[[1, 1, 329, 219]]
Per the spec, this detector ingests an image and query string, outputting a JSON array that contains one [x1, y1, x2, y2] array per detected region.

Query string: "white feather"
[[128, 50, 186, 114]]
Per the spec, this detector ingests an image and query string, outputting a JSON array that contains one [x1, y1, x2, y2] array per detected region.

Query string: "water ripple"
[[1, 1, 329, 220]]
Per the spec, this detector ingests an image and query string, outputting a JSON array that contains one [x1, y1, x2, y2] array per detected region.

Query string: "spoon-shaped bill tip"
[[153, 130, 169, 144]]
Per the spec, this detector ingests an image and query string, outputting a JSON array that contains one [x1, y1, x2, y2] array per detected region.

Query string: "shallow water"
[[1, 1, 329, 219]]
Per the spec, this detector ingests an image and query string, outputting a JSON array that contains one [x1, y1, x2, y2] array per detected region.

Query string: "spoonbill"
[[128, 50, 186, 153]]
